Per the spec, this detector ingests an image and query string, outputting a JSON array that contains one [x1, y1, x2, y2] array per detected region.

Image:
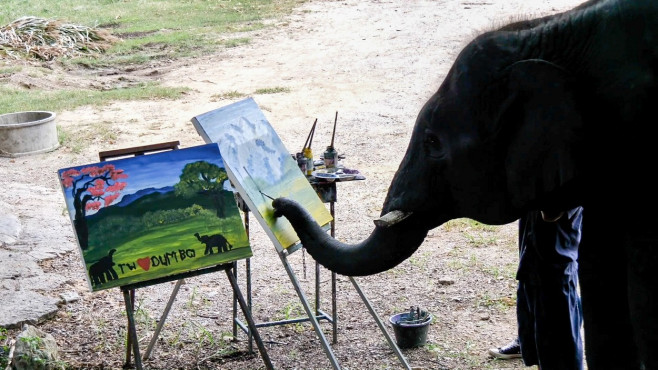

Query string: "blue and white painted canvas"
[[192, 98, 332, 251]]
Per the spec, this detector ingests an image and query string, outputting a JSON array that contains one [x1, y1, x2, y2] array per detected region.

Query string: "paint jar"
[[296, 152, 307, 174], [303, 148, 314, 176], [323, 146, 337, 170]]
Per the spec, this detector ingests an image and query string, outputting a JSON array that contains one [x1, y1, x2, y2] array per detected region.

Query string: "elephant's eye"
[[423, 129, 445, 159]]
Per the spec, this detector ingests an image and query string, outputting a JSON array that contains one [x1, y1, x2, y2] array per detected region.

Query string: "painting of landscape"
[[57, 143, 252, 292], [191, 97, 332, 251]]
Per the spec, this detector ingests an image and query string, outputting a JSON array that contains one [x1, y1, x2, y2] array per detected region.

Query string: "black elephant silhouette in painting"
[[194, 232, 233, 255], [89, 248, 119, 287]]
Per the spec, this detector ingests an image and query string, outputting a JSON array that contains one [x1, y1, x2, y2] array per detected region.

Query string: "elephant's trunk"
[[272, 197, 428, 276]]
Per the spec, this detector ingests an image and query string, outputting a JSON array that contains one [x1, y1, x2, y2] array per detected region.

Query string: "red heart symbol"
[[137, 257, 151, 271]]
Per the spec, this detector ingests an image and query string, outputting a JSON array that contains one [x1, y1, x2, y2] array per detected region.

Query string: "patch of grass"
[[476, 292, 516, 310], [223, 37, 251, 48], [186, 286, 199, 310], [253, 86, 290, 94], [1, 0, 303, 113], [211, 90, 248, 101], [481, 262, 517, 280], [57, 119, 124, 154], [134, 298, 155, 330], [57, 126, 82, 154], [0, 83, 189, 115], [93, 317, 116, 352], [0, 65, 22, 75], [385, 265, 406, 277], [0, 328, 9, 369], [442, 218, 500, 247], [2, 0, 304, 66], [408, 250, 431, 269], [277, 302, 305, 332], [442, 218, 497, 233], [463, 231, 498, 246], [429, 342, 481, 367]]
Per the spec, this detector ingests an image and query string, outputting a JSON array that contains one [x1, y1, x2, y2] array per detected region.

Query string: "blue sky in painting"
[[57, 143, 227, 215]]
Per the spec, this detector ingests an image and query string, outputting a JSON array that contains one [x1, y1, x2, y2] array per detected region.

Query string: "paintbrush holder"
[[323, 146, 337, 170]]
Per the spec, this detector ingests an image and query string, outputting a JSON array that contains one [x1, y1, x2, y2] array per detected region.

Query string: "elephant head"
[[272, 48, 584, 273]]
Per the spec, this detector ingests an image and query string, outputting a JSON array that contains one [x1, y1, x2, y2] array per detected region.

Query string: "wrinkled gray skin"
[[273, 0, 658, 368]]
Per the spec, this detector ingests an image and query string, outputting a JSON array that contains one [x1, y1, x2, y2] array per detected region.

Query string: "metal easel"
[[98, 141, 273, 370], [232, 180, 411, 370]]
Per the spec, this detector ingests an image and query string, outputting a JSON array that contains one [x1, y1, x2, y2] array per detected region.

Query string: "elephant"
[[88, 248, 119, 287], [272, 0, 658, 368], [194, 232, 233, 255]]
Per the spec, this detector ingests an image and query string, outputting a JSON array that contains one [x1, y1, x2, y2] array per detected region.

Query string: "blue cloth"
[[515, 207, 584, 370]]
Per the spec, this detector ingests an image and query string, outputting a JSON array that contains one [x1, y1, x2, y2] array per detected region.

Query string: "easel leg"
[[349, 277, 411, 370], [280, 250, 341, 370], [329, 203, 338, 344], [143, 279, 185, 360], [122, 288, 143, 370], [232, 261, 238, 339], [246, 257, 253, 353], [332, 271, 337, 344], [225, 268, 273, 370]]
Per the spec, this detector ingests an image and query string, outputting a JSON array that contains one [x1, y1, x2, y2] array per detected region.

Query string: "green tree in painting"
[[175, 161, 229, 218], [60, 164, 128, 250]]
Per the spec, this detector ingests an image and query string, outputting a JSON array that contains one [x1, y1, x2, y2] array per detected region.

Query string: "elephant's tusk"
[[374, 210, 412, 228]]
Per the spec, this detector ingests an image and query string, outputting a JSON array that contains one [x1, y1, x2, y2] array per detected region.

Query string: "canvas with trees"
[[58, 143, 252, 291]]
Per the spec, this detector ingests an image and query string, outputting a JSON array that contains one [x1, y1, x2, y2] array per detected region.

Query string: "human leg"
[[533, 274, 583, 370]]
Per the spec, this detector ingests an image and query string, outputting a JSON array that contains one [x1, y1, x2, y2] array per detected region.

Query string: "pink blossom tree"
[[60, 164, 128, 250]]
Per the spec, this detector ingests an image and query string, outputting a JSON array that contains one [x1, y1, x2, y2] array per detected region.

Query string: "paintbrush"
[[330, 111, 338, 147], [302, 118, 318, 152]]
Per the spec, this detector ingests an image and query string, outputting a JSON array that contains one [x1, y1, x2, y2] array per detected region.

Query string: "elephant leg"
[[103, 270, 113, 282], [626, 233, 658, 368], [204, 245, 211, 255], [578, 212, 640, 369], [91, 273, 100, 286]]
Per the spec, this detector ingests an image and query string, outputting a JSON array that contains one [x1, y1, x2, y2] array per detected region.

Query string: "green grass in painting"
[[84, 213, 252, 290], [251, 163, 332, 248], [81, 191, 251, 290]]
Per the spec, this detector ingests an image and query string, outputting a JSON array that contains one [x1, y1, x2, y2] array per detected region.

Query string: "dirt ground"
[[1, 0, 586, 369]]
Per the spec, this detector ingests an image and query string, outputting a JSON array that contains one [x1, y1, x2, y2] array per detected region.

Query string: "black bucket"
[[389, 312, 432, 349]]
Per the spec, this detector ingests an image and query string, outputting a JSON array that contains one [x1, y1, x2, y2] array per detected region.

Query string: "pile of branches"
[[0, 16, 119, 61]]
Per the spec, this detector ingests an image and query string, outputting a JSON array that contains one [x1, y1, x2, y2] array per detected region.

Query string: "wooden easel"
[[98, 141, 273, 370]]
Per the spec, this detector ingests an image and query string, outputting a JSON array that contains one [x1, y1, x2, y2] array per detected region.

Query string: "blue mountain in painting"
[[115, 186, 174, 207]]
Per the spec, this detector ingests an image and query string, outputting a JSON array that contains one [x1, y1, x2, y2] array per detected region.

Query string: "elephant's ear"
[[500, 59, 583, 210]]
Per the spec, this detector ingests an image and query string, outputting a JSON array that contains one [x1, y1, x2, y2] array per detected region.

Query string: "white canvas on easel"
[[191, 97, 332, 252]]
